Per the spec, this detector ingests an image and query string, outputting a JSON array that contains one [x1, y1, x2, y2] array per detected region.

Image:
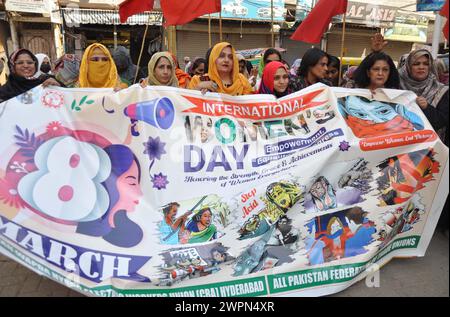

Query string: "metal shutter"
[[327, 30, 412, 63]]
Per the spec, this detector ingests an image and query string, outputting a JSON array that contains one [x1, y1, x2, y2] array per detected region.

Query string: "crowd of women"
[[0, 34, 448, 232]]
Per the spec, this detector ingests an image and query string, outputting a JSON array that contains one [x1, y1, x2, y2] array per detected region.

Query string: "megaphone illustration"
[[123, 97, 175, 130]]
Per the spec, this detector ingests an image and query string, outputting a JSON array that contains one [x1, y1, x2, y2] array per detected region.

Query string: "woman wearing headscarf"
[[0, 49, 60, 103], [141, 52, 178, 87], [399, 49, 449, 146], [35, 53, 52, 78], [188, 57, 206, 77], [258, 61, 291, 98], [169, 53, 191, 88], [399, 49, 449, 235], [188, 42, 252, 96], [236, 54, 250, 78], [342, 65, 358, 88], [52, 54, 81, 88], [434, 57, 449, 85], [237, 53, 257, 88], [255, 48, 282, 90], [77, 43, 126, 90], [112, 46, 145, 86]]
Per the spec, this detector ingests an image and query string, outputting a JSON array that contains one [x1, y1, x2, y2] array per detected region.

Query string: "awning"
[[61, 8, 162, 26], [236, 47, 287, 58]]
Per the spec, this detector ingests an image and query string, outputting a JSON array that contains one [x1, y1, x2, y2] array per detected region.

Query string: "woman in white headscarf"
[[34, 53, 52, 78]]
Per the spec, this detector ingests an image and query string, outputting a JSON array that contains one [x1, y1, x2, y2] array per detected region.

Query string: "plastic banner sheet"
[[0, 84, 448, 297]]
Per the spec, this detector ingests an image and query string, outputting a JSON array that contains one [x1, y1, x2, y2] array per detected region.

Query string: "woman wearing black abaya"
[[0, 49, 60, 103]]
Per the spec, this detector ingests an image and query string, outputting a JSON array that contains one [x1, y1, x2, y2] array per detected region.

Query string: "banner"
[[417, 0, 446, 11], [0, 84, 448, 297], [5, 0, 52, 15], [384, 12, 429, 43], [209, 0, 286, 22]]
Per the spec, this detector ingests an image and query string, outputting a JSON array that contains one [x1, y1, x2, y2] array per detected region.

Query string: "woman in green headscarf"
[[185, 207, 217, 244], [255, 48, 282, 90]]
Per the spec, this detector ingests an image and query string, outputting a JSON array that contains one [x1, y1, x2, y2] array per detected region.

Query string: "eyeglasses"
[[15, 61, 35, 66], [89, 57, 109, 62]]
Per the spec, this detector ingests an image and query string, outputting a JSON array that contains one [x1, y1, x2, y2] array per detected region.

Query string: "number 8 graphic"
[[18, 136, 111, 222]]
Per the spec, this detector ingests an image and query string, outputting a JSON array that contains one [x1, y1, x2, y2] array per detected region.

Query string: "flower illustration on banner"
[[152, 173, 169, 190], [14, 125, 43, 163], [339, 141, 350, 152], [143, 136, 168, 189], [41, 90, 64, 109], [143, 136, 166, 161], [46, 121, 66, 137], [0, 178, 26, 208]]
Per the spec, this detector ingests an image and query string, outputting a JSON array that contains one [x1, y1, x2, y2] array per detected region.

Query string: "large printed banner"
[[0, 84, 448, 297]]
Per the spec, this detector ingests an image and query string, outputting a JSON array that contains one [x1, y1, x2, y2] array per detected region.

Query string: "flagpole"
[[219, 9, 223, 41], [338, 13, 346, 87], [432, 11, 443, 59], [208, 14, 212, 47], [271, 0, 274, 47], [134, 18, 151, 84]]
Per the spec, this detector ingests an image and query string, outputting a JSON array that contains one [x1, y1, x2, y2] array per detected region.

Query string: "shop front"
[[60, 7, 163, 67]]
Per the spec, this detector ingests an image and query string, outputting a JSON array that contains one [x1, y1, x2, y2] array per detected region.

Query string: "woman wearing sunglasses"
[[77, 43, 126, 90], [0, 49, 61, 103]]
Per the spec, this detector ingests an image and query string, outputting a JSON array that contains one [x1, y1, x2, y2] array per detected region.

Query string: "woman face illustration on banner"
[[80, 144, 144, 248], [344, 98, 398, 123], [330, 218, 342, 235], [309, 177, 337, 212], [338, 96, 424, 138], [108, 158, 143, 225]]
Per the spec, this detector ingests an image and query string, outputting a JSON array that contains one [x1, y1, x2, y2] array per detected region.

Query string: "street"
[[0, 230, 447, 297]]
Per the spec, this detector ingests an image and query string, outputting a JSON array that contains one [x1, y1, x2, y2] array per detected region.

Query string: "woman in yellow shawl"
[[188, 42, 252, 96], [141, 52, 179, 87], [78, 43, 126, 90]]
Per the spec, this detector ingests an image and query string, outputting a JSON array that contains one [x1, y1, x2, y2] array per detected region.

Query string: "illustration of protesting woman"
[[376, 149, 440, 206], [338, 96, 424, 138], [184, 207, 218, 244]]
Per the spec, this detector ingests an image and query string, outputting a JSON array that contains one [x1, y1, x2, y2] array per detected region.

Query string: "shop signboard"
[[5, 0, 52, 15], [209, 0, 286, 22], [416, 0, 446, 12]]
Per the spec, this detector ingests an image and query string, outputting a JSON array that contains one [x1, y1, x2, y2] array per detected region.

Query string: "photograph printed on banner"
[[233, 214, 300, 276], [153, 243, 234, 286], [183, 108, 316, 146], [376, 148, 440, 206], [302, 206, 377, 266], [337, 95, 425, 138], [303, 158, 373, 214], [378, 196, 426, 250]]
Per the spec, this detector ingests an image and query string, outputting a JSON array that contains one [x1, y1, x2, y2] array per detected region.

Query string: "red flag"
[[119, 0, 154, 24], [440, 0, 449, 41], [161, 0, 221, 26], [291, 0, 348, 44]]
